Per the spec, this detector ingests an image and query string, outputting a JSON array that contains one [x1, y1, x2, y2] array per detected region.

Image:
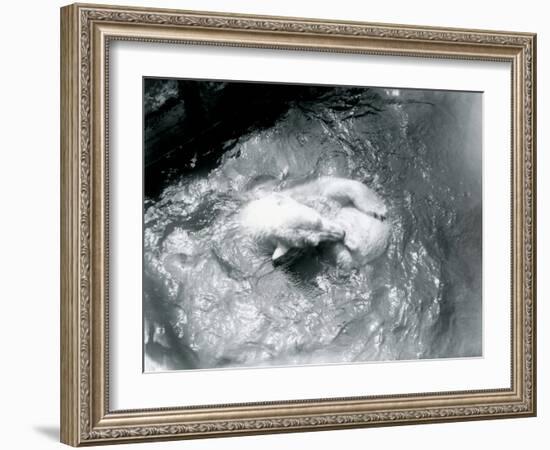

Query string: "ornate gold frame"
[[60, 2, 537, 446]]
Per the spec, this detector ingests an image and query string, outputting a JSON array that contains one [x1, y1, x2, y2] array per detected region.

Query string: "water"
[[143, 85, 482, 371]]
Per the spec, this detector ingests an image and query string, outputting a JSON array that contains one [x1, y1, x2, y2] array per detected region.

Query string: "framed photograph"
[[60, 3, 537, 446]]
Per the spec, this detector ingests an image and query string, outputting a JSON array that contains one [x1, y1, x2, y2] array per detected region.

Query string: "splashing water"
[[143, 86, 482, 371]]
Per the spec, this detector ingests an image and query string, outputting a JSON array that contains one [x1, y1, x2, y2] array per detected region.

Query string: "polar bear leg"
[[285, 177, 387, 219], [319, 177, 387, 219]]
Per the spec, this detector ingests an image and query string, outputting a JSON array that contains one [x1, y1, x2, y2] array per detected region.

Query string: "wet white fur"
[[239, 193, 345, 259], [239, 177, 390, 266], [330, 206, 391, 269]]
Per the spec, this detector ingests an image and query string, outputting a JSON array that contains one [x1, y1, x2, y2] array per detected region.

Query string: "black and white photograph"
[[143, 78, 482, 372]]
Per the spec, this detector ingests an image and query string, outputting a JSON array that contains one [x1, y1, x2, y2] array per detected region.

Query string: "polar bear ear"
[[272, 244, 290, 262]]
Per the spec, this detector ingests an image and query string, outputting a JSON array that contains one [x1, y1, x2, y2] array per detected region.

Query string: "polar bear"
[[239, 177, 390, 267], [238, 193, 345, 263], [328, 206, 391, 269]]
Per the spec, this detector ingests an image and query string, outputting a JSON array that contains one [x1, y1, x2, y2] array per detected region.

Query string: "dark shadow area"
[[144, 78, 383, 198]]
